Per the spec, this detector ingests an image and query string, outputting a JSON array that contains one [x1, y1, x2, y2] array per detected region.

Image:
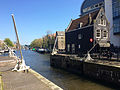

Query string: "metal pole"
[[11, 14, 23, 61], [52, 36, 57, 54]]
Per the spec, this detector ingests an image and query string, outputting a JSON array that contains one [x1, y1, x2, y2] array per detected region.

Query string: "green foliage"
[[4, 38, 14, 47], [0, 41, 4, 49], [30, 39, 43, 48], [30, 33, 55, 50]]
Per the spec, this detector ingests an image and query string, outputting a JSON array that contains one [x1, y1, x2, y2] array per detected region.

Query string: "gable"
[[66, 10, 99, 32], [95, 8, 109, 25]]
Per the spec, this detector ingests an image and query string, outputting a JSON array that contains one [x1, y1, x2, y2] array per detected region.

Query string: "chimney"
[[89, 14, 92, 24], [80, 22, 83, 28]]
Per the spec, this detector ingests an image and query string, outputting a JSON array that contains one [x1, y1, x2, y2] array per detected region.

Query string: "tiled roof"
[[66, 10, 99, 32], [56, 31, 65, 36]]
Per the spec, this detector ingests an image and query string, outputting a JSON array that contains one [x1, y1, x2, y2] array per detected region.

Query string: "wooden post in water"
[[11, 14, 23, 61]]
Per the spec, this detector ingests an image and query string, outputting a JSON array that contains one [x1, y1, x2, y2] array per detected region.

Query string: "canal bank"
[[50, 54, 120, 87], [16, 50, 115, 90], [0, 56, 62, 90]]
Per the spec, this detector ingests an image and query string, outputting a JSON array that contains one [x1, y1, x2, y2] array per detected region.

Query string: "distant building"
[[81, 0, 120, 47], [65, 8, 110, 55], [56, 31, 65, 51], [112, 0, 120, 34]]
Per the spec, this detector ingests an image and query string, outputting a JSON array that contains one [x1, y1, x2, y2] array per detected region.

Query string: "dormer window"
[[80, 22, 83, 28]]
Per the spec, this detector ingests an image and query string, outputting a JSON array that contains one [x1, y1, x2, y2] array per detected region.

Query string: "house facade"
[[65, 8, 110, 55], [81, 0, 120, 47], [56, 31, 65, 51]]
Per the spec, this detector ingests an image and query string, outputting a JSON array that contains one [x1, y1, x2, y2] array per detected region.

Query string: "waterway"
[[16, 50, 114, 90]]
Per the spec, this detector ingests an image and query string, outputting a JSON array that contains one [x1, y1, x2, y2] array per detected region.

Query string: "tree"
[[30, 39, 43, 48], [0, 41, 4, 49], [30, 31, 56, 50], [4, 38, 14, 47]]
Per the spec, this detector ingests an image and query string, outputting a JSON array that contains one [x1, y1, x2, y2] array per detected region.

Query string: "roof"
[[66, 10, 99, 32], [56, 31, 65, 36], [48, 33, 56, 37]]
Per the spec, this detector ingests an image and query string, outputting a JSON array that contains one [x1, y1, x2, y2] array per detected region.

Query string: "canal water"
[[16, 50, 114, 90]]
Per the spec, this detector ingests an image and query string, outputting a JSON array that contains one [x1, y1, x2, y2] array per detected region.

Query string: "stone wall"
[[83, 62, 120, 86], [50, 55, 83, 75], [50, 54, 120, 87]]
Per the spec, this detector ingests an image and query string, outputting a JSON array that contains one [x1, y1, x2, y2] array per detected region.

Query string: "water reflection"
[[15, 50, 114, 90]]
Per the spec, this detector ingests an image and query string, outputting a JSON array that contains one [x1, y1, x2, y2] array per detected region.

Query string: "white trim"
[[98, 19, 106, 26], [103, 30, 108, 39], [67, 44, 70, 52], [96, 29, 101, 39]]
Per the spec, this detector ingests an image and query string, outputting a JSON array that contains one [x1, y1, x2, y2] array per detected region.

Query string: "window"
[[78, 45, 80, 49], [78, 34, 82, 39], [72, 44, 75, 53], [103, 20, 106, 26], [95, 4, 98, 7], [67, 44, 70, 52], [103, 30, 108, 38], [99, 3, 103, 7], [96, 29, 101, 39], [113, 0, 120, 18], [113, 19, 120, 33], [99, 19, 106, 26], [61, 41, 64, 43], [101, 19, 103, 25], [61, 37, 63, 39]]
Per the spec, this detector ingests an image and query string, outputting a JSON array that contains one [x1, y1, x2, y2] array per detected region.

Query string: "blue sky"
[[0, 0, 84, 45]]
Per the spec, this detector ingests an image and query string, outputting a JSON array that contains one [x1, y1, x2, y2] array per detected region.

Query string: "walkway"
[[0, 56, 62, 90]]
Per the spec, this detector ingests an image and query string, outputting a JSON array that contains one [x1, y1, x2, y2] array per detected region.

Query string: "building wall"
[[50, 54, 120, 87], [65, 26, 94, 55], [81, 0, 104, 15], [113, 0, 120, 34], [94, 8, 110, 47], [105, 0, 120, 47], [57, 36, 65, 50], [81, 0, 120, 47]]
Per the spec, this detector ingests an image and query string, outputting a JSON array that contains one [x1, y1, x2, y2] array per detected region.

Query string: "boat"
[[37, 48, 45, 53]]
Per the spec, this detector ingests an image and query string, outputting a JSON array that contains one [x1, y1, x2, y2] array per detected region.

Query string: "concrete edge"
[[0, 73, 3, 90], [29, 69, 63, 90], [0, 60, 15, 63], [0, 75, 1, 90]]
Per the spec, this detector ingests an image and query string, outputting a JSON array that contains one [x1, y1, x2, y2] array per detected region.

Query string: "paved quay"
[[0, 56, 63, 90]]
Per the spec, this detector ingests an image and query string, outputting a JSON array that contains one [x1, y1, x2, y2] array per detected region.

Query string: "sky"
[[0, 0, 84, 45]]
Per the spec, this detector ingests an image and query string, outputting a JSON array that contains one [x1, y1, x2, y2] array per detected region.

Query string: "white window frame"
[[78, 34, 82, 39], [78, 44, 81, 49], [72, 44, 75, 53], [96, 29, 101, 39], [67, 44, 70, 52], [98, 19, 106, 26], [103, 30, 108, 39]]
